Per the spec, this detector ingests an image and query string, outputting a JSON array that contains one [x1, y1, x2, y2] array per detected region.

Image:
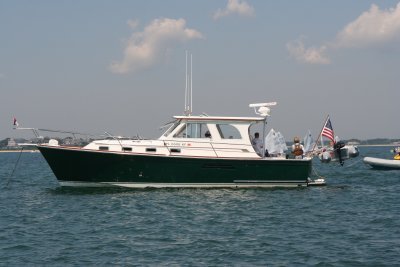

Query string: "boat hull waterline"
[[38, 145, 314, 188]]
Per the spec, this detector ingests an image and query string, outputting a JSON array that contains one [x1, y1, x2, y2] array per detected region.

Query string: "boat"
[[310, 116, 359, 165], [34, 103, 325, 188], [318, 142, 359, 164], [15, 55, 325, 188], [363, 157, 400, 170], [364, 147, 400, 170]]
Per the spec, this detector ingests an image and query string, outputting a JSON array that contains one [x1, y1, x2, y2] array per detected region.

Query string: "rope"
[[342, 157, 363, 168], [311, 166, 326, 180], [5, 147, 24, 188], [310, 155, 362, 183]]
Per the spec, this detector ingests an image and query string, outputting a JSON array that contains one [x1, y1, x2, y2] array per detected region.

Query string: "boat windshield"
[[163, 120, 180, 137]]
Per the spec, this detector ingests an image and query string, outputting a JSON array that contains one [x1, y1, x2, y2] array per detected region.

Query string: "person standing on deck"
[[291, 136, 304, 159]]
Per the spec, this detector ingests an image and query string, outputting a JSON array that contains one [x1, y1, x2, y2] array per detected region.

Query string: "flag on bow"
[[322, 116, 335, 143], [13, 117, 19, 128]]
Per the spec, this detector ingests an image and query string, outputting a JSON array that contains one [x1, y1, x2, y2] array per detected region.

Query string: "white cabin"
[[83, 116, 265, 158]]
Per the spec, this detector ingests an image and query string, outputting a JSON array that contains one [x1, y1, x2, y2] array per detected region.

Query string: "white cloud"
[[336, 3, 400, 47], [287, 2, 400, 65], [286, 39, 330, 65], [110, 18, 203, 74], [213, 0, 255, 20]]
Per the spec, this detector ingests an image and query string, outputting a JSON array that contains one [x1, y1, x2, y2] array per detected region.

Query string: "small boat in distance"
[[310, 116, 359, 165], [364, 147, 400, 170], [363, 157, 400, 170], [35, 102, 324, 188]]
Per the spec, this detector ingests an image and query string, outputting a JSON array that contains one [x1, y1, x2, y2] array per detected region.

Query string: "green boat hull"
[[38, 145, 312, 188]]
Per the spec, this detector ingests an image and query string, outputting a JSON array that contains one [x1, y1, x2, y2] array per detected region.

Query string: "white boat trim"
[[58, 180, 315, 188]]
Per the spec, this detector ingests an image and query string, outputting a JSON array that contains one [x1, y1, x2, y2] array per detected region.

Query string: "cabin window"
[[174, 123, 210, 139], [170, 148, 181, 153], [146, 148, 157, 152], [99, 146, 109, 151], [216, 124, 242, 139], [122, 147, 132, 152]]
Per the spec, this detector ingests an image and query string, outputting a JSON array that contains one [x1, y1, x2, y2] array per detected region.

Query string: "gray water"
[[0, 146, 399, 266]]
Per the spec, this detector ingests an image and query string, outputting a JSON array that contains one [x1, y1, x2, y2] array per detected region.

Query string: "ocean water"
[[0, 146, 399, 266]]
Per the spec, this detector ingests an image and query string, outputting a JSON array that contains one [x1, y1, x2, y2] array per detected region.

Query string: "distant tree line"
[[347, 138, 400, 145], [0, 137, 90, 148]]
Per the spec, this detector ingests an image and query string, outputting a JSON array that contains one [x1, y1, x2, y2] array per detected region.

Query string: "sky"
[[1, 0, 399, 141]]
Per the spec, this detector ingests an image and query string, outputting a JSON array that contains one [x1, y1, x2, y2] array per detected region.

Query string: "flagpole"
[[312, 115, 329, 153]]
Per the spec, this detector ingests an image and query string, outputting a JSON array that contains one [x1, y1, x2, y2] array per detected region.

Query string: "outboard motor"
[[334, 141, 345, 150], [334, 141, 346, 165]]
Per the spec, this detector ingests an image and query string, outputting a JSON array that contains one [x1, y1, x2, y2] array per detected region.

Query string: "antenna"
[[184, 51, 193, 116], [191, 53, 193, 114], [185, 51, 188, 114], [249, 102, 277, 117]]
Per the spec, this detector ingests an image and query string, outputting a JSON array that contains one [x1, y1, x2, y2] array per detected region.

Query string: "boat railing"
[[162, 140, 171, 155], [161, 139, 254, 157], [209, 142, 219, 157], [162, 139, 219, 157]]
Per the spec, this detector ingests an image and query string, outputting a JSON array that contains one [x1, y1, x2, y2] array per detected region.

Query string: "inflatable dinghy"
[[363, 157, 400, 170]]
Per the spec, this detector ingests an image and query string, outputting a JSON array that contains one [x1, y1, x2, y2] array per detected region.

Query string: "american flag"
[[13, 117, 19, 128], [322, 117, 335, 143]]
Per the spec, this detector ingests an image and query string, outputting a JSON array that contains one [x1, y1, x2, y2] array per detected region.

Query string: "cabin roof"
[[173, 115, 265, 122]]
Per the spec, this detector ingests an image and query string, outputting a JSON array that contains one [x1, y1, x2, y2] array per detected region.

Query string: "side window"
[[217, 124, 242, 139], [174, 123, 210, 138]]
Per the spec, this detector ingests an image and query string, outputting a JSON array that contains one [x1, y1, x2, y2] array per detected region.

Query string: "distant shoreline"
[[0, 150, 39, 153], [356, 144, 399, 147]]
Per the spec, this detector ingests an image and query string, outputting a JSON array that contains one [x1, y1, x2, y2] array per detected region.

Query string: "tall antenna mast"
[[185, 51, 188, 114], [190, 53, 193, 115], [184, 51, 193, 116]]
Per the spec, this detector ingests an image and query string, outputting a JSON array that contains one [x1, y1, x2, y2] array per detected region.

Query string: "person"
[[205, 131, 211, 138], [252, 132, 263, 156], [394, 147, 400, 160], [291, 136, 304, 159]]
